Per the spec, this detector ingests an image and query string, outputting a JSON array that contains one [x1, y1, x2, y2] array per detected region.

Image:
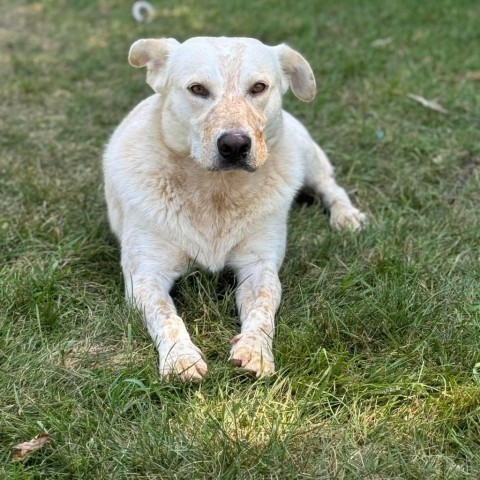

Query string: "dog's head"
[[129, 37, 316, 172]]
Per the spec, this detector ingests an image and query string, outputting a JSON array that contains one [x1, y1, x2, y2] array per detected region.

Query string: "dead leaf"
[[408, 93, 449, 114], [371, 37, 392, 47], [466, 71, 480, 82], [12, 433, 50, 461]]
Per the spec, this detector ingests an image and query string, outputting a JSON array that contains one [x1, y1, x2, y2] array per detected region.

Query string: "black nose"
[[217, 133, 251, 162]]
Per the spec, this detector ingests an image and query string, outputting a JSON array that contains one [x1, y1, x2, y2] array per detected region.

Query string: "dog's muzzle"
[[216, 133, 254, 171]]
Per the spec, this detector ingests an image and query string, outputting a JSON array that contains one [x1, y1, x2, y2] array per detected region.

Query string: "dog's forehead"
[[169, 37, 277, 80]]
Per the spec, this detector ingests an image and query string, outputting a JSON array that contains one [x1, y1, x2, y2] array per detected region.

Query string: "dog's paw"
[[330, 204, 367, 232], [229, 332, 275, 378], [158, 340, 207, 381]]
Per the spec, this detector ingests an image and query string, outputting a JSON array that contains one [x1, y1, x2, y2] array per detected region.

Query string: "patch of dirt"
[[61, 339, 149, 370]]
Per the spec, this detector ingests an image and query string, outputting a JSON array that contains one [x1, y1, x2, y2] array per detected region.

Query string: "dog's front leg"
[[229, 260, 282, 378], [121, 229, 207, 381], [303, 144, 367, 231]]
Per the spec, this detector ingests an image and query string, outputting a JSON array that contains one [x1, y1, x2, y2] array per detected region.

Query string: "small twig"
[[408, 93, 449, 114]]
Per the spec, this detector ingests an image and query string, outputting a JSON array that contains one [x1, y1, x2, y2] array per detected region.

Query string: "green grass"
[[1, 0, 479, 478]]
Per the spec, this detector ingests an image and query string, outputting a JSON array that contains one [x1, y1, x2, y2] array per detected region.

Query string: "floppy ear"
[[128, 38, 180, 92], [275, 44, 316, 102]]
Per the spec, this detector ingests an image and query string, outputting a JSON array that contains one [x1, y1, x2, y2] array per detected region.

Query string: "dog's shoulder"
[[105, 94, 162, 160]]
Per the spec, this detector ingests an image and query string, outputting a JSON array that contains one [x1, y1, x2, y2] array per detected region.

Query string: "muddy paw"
[[229, 332, 274, 378], [158, 340, 207, 381]]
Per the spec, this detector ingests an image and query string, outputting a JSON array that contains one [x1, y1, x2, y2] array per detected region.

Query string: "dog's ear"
[[274, 44, 316, 102], [128, 38, 180, 92]]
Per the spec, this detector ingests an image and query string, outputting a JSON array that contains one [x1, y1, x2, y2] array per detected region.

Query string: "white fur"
[[103, 37, 366, 380]]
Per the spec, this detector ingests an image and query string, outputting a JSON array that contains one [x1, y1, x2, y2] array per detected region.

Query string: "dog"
[[103, 37, 366, 381]]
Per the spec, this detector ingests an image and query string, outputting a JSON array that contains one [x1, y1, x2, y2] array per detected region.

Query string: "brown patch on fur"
[[162, 316, 183, 340], [203, 96, 268, 169], [151, 301, 187, 342], [175, 164, 272, 240], [257, 321, 274, 337], [155, 299, 172, 316], [257, 289, 272, 300]]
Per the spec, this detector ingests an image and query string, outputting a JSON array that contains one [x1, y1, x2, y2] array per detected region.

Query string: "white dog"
[[103, 37, 366, 380]]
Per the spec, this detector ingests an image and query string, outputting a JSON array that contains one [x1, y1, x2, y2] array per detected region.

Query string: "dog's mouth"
[[208, 159, 257, 173]]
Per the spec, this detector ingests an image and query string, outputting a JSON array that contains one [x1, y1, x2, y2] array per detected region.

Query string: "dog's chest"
[[149, 169, 289, 270]]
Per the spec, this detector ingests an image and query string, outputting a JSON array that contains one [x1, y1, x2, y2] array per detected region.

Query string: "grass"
[[1, 0, 479, 477]]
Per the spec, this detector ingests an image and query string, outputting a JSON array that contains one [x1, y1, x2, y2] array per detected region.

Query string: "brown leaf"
[[466, 71, 480, 82], [12, 433, 50, 462]]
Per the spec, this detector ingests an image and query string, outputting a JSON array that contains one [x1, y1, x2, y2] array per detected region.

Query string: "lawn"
[[1, 0, 479, 478]]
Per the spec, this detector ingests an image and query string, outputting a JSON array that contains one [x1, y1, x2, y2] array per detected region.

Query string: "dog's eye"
[[250, 82, 268, 95], [189, 84, 209, 97]]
